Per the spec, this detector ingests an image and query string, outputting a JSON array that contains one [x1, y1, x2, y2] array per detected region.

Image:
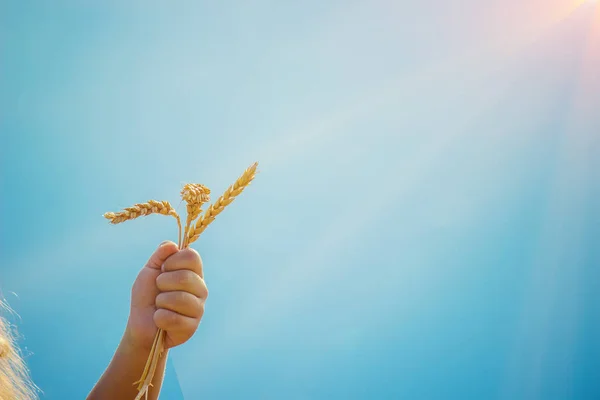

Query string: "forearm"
[[87, 330, 167, 400]]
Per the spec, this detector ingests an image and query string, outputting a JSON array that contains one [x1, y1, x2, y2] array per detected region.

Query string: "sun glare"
[[571, 0, 600, 17], [575, 0, 597, 6]]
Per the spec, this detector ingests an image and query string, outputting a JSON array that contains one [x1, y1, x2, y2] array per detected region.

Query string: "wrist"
[[88, 327, 168, 400], [120, 325, 158, 356]]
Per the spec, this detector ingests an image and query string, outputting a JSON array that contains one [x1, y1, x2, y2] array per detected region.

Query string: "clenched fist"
[[126, 241, 208, 350], [88, 242, 208, 399]]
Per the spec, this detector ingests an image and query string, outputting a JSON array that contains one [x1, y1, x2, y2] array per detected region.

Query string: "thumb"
[[145, 241, 179, 270]]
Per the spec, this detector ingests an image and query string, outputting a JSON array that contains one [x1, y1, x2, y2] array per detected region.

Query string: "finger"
[[154, 308, 201, 332], [145, 241, 179, 270], [162, 248, 203, 278], [156, 270, 208, 299], [155, 291, 205, 319]]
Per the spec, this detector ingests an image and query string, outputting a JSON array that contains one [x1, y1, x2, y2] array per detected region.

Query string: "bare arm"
[[87, 330, 168, 400]]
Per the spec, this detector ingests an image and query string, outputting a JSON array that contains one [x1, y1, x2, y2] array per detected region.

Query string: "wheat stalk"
[[132, 327, 161, 388], [187, 162, 258, 245], [133, 330, 165, 400], [103, 162, 258, 400]]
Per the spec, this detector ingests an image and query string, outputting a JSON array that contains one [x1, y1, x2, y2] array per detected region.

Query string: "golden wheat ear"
[[187, 162, 258, 245], [180, 184, 212, 247], [103, 200, 182, 247], [103, 200, 178, 223]]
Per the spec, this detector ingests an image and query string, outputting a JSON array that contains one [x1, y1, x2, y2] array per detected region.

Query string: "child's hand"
[[125, 241, 208, 350]]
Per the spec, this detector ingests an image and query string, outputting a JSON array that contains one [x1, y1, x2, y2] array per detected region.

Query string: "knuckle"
[[155, 292, 168, 307], [178, 270, 195, 286], [156, 291, 178, 307], [155, 273, 166, 289], [165, 248, 203, 274], [180, 249, 201, 265], [198, 281, 209, 300], [192, 296, 204, 311], [154, 309, 193, 331], [156, 270, 197, 292], [170, 314, 185, 328], [175, 291, 189, 303], [153, 309, 175, 329], [156, 291, 201, 314]]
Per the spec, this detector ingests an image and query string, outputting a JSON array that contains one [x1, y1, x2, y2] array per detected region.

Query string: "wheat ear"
[[180, 184, 211, 247], [103, 200, 182, 247], [187, 162, 258, 245]]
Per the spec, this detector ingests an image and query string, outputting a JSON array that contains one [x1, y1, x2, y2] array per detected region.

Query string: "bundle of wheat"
[[103, 162, 258, 400]]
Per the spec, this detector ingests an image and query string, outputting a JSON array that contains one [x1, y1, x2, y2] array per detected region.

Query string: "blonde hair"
[[0, 300, 38, 400]]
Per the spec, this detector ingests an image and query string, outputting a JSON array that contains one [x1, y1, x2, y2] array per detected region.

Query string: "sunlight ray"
[[500, 11, 599, 399], [224, 1, 594, 175]]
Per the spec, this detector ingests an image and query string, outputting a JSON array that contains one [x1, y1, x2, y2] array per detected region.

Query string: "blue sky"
[[1, 1, 599, 399]]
